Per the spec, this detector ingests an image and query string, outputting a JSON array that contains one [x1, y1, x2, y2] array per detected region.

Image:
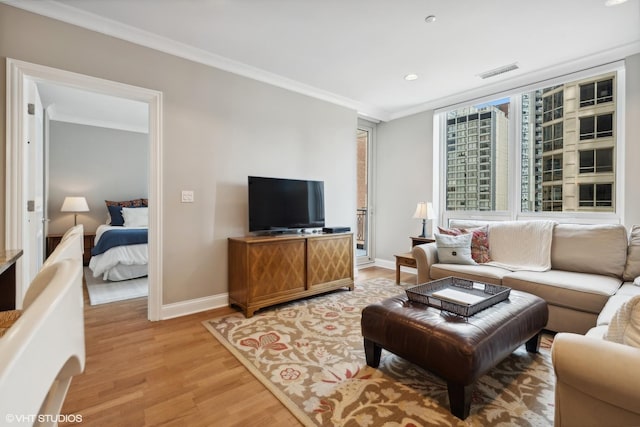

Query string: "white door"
[[25, 79, 45, 286]]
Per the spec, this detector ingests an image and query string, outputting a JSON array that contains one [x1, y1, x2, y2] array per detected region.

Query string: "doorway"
[[6, 58, 163, 320], [356, 120, 375, 265]]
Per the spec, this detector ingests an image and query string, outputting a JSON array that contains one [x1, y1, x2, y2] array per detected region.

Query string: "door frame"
[[6, 58, 163, 320], [356, 119, 376, 265]]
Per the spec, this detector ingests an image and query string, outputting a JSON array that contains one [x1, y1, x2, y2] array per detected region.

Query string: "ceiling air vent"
[[478, 63, 519, 79]]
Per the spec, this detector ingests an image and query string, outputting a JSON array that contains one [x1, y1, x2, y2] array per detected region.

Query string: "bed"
[[88, 199, 149, 281]]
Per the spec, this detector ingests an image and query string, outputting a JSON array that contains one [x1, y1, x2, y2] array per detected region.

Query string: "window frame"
[[434, 62, 625, 226]]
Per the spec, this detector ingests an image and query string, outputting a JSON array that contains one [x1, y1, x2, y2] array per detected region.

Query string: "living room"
[[1, 1, 640, 425]]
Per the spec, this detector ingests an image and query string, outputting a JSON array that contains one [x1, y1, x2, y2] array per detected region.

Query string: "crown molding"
[[2, 0, 390, 121], [389, 40, 640, 121]]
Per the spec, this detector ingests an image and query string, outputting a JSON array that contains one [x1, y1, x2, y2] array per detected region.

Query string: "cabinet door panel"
[[307, 235, 353, 287], [247, 240, 306, 299]]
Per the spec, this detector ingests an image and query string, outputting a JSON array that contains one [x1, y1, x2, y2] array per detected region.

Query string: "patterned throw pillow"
[[438, 225, 491, 264], [105, 199, 145, 208]]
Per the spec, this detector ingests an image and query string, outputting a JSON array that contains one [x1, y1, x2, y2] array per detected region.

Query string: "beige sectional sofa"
[[412, 220, 637, 334], [413, 220, 640, 425]]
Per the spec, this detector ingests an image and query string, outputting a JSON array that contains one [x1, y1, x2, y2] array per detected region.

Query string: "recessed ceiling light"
[[404, 74, 418, 81], [605, 0, 628, 5], [425, 15, 436, 23]]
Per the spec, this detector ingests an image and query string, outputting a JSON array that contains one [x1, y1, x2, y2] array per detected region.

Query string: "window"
[[542, 89, 563, 123], [579, 148, 613, 173], [579, 113, 613, 140], [579, 78, 613, 107], [542, 154, 563, 182], [579, 183, 613, 207], [542, 122, 563, 152], [542, 185, 563, 211], [444, 103, 509, 211], [441, 69, 619, 218]]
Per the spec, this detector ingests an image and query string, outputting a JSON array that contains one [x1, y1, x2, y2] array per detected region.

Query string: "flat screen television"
[[248, 176, 325, 233]]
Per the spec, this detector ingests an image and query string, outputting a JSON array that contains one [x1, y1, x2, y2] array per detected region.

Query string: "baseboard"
[[375, 258, 417, 275], [160, 292, 229, 320]]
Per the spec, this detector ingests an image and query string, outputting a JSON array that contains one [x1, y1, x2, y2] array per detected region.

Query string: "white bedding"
[[89, 224, 148, 281]]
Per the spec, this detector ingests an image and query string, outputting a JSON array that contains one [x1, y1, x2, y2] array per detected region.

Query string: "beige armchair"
[[551, 333, 640, 426]]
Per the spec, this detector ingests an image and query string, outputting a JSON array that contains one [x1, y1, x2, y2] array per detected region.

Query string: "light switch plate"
[[181, 190, 194, 203]]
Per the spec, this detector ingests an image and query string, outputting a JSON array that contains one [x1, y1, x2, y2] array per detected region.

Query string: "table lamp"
[[412, 202, 434, 238], [61, 196, 90, 226]]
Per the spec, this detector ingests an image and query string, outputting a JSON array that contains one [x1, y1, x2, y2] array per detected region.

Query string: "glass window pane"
[[597, 114, 613, 138], [596, 148, 613, 172], [580, 117, 595, 140], [580, 83, 595, 107], [579, 151, 594, 173], [597, 79, 613, 104]]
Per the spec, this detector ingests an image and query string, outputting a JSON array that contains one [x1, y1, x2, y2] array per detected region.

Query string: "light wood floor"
[[60, 266, 417, 426]]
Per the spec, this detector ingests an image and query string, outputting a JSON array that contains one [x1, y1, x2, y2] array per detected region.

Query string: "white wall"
[[0, 4, 358, 305], [375, 111, 433, 262], [47, 121, 149, 234]]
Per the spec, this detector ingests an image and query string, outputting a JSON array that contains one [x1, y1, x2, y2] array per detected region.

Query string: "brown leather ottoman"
[[361, 289, 548, 419]]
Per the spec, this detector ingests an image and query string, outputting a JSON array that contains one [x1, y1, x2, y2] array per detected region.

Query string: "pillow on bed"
[[107, 205, 125, 226], [105, 199, 146, 225], [105, 199, 144, 208], [122, 207, 148, 227]]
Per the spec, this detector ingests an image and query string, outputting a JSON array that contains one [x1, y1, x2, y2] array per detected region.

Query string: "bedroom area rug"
[[203, 277, 555, 427], [84, 267, 148, 305]]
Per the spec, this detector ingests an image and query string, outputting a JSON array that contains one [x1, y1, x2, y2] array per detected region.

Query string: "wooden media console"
[[228, 232, 354, 317]]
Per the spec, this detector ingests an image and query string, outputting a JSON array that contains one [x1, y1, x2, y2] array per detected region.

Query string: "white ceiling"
[[6, 0, 640, 122], [37, 82, 149, 133]]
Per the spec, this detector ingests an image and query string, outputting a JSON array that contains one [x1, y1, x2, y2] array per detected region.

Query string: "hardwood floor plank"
[[59, 266, 414, 426]]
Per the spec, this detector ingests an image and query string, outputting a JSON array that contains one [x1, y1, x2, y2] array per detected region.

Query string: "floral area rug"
[[203, 277, 555, 427]]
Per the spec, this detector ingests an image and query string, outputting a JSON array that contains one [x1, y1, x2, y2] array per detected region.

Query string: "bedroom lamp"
[[412, 201, 434, 238], [61, 196, 90, 226]]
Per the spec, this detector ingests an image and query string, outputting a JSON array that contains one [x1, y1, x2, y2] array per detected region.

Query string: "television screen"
[[248, 176, 325, 233]]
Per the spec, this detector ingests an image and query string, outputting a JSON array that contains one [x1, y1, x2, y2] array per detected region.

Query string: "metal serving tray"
[[405, 276, 511, 317]]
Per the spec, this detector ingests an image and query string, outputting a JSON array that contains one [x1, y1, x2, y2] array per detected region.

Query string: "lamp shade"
[[61, 196, 89, 213], [412, 202, 434, 220]]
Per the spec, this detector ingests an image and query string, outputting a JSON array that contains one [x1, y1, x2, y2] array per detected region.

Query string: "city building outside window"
[[440, 69, 618, 217]]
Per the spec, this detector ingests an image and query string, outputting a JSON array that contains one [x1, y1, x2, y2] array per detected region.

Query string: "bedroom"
[[42, 83, 151, 305]]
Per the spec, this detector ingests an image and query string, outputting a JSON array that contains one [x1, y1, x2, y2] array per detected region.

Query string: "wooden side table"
[[394, 252, 416, 284], [47, 233, 96, 266], [411, 236, 435, 247]]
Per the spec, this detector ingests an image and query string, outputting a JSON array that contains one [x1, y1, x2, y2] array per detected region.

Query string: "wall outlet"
[[181, 190, 194, 203]]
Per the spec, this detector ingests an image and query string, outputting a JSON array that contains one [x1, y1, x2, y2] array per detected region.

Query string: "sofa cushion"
[[586, 325, 608, 339], [603, 295, 640, 348], [597, 284, 640, 326], [430, 263, 512, 285], [502, 270, 621, 314], [623, 225, 640, 281], [551, 223, 627, 278], [434, 233, 476, 265]]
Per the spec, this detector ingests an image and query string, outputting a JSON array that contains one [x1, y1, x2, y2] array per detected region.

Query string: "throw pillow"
[[438, 225, 491, 263], [604, 295, 640, 348], [107, 205, 125, 226], [434, 233, 476, 265], [105, 199, 145, 208], [122, 207, 149, 227], [623, 225, 640, 281]]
